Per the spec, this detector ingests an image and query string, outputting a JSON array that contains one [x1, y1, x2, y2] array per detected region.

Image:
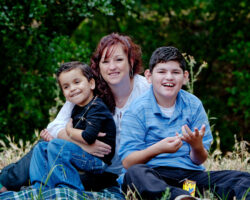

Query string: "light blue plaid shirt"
[[119, 86, 213, 171]]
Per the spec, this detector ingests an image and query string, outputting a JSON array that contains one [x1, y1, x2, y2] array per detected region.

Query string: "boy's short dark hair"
[[149, 46, 186, 72], [56, 61, 93, 88]]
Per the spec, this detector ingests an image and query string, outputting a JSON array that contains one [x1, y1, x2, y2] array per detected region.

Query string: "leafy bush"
[[0, 0, 130, 144], [0, 0, 248, 152]]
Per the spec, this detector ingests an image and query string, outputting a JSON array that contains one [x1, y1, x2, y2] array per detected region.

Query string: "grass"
[[204, 133, 250, 172], [0, 131, 39, 169], [0, 133, 249, 200]]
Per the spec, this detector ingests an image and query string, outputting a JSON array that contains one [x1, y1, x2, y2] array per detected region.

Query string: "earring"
[[129, 67, 134, 78], [99, 74, 103, 81]]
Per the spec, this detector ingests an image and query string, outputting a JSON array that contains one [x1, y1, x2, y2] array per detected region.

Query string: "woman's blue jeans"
[[29, 139, 107, 191]]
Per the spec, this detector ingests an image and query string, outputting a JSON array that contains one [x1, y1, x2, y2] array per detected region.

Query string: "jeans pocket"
[[71, 152, 106, 174]]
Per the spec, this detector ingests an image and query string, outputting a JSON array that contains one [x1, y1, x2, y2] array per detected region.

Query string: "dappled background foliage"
[[0, 0, 249, 152]]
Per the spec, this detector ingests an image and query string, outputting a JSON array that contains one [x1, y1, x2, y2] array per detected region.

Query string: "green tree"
[[1, 0, 248, 152], [0, 0, 132, 143]]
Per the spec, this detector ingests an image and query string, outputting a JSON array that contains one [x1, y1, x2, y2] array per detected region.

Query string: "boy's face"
[[147, 61, 189, 107], [59, 68, 95, 107]]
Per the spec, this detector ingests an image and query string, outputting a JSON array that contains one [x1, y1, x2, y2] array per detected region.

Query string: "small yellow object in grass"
[[183, 179, 196, 197]]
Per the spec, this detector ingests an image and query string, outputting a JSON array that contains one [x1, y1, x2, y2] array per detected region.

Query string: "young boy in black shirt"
[[29, 61, 116, 192]]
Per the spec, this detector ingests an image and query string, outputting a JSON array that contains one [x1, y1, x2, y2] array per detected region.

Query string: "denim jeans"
[[0, 140, 44, 191], [30, 139, 107, 192]]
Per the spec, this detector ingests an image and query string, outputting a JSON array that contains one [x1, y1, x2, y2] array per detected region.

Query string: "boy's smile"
[[59, 68, 95, 107], [148, 61, 189, 108]]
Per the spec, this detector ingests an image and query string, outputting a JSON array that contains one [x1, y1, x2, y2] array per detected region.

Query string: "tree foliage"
[[0, 0, 131, 143], [0, 0, 249, 151]]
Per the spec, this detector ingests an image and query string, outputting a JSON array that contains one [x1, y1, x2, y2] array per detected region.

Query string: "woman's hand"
[[82, 132, 112, 157], [59, 123, 112, 157], [59, 129, 112, 157], [40, 129, 54, 141]]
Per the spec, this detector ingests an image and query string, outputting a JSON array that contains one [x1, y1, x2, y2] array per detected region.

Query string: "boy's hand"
[[122, 136, 183, 169], [179, 124, 205, 150], [66, 118, 73, 137], [179, 124, 208, 164], [40, 129, 54, 141], [156, 136, 183, 154]]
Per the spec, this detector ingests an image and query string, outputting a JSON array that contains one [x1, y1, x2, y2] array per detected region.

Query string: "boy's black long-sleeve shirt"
[[71, 97, 116, 165]]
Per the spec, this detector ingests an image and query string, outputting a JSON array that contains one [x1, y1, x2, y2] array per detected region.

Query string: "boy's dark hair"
[[56, 61, 94, 88], [149, 46, 186, 72]]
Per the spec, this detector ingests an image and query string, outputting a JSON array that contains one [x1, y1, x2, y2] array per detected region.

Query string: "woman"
[[0, 33, 150, 198]]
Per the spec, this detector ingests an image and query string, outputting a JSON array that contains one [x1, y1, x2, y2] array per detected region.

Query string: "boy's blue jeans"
[[29, 139, 107, 191]]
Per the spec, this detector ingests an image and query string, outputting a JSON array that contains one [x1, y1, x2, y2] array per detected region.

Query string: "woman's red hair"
[[91, 33, 143, 113]]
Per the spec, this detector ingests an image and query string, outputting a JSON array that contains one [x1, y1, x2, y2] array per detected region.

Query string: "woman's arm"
[[46, 101, 112, 157], [46, 101, 74, 138], [58, 128, 112, 157]]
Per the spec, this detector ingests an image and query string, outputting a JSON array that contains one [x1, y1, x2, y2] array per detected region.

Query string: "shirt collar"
[[149, 85, 162, 115], [149, 85, 183, 120]]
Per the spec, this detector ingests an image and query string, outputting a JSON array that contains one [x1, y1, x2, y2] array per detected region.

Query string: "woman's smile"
[[99, 43, 130, 86]]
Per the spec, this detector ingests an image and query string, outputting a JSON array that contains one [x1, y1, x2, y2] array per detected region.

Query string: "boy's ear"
[[183, 70, 189, 85], [144, 69, 152, 84], [90, 78, 95, 90]]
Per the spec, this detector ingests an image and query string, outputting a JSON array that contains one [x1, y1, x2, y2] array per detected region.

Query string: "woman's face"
[[99, 43, 130, 87]]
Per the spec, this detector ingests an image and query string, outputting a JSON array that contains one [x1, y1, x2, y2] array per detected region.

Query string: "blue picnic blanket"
[[0, 186, 125, 200]]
